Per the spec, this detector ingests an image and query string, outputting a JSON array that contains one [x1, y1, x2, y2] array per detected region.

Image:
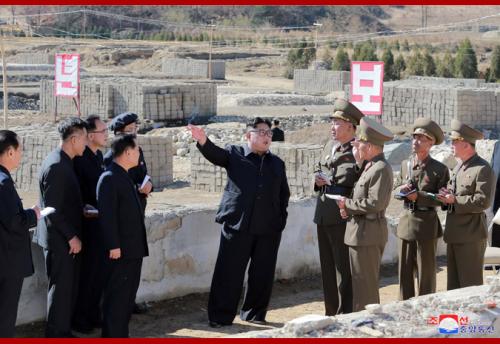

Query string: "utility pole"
[[207, 21, 215, 79], [313, 22, 323, 50], [83, 9, 87, 39], [1, 33, 8, 129]]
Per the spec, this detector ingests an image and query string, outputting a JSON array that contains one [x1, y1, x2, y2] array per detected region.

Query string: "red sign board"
[[350, 61, 384, 115], [55, 53, 80, 98]]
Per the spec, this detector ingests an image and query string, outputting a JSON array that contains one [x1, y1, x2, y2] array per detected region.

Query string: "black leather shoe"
[[133, 302, 148, 314], [72, 322, 94, 334], [208, 321, 230, 328]]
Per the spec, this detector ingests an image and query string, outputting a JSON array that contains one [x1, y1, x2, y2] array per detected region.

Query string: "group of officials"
[[0, 112, 152, 338], [315, 99, 496, 315], [0, 99, 498, 337]]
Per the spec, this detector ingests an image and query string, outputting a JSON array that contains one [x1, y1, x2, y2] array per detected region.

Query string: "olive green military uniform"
[[313, 99, 364, 315], [343, 117, 394, 312], [395, 118, 450, 300], [444, 119, 496, 290]]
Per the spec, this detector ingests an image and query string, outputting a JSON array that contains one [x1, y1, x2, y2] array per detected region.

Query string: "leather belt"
[[365, 212, 385, 220], [404, 203, 435, 212], [325, 185, 352, 197]]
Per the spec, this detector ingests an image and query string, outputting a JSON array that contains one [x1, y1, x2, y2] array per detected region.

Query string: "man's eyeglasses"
[[249, 129, 273, 137]]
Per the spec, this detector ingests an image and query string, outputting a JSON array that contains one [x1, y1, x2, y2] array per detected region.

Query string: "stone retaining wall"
[[40, 78, 217, 121], [162, 58, 225, 80], [294, 69, 350, 95], [12, 133, 173, 191]]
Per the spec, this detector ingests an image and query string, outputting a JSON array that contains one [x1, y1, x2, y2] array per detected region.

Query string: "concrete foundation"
[[162, 58, 225, 80]]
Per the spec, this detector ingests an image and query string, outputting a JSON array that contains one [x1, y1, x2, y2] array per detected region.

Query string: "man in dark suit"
[[103, 112, 152, 315], [188, 117, 290, 327], [271, 119, 285, 142], [0, 130, 41, 337], [35, 117, 88, 337], [72, 115, 108, 332], [97, 134, 149, 338], [103, 112, 152, 214]]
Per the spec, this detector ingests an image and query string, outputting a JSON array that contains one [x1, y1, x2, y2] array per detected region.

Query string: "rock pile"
[[238, 276, 500, 338]]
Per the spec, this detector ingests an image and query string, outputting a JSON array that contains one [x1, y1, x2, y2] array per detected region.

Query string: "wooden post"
[[1, 33, 8, 129], [73, 97, 81, 118], [208, 22, 215, 79], [54, 95, 57, 123]]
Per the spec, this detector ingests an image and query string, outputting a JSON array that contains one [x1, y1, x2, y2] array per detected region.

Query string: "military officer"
[[437, 119, 495, 290], [313, 99, 364, 315], [395, 118, 449, 300], [337, 117, 393, 312]]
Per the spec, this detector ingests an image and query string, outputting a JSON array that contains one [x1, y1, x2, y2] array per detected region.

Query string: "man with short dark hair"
[[0, 130, 41, 337], [72, 115, 108, 332], [104, 112, 152, 213], [271, 119, 284, 142], [188, 117, 290, 327], [35, 117, 88, 337], [104, 112, 152, 314], [97, 134, 148, 338], [437, 119, 495, 290]]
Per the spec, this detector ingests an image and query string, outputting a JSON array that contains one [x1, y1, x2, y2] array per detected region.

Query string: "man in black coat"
[[103, 112, 152, 314], [34, 117, 88, 337], [97, 134, 149, 338], [0, 130, 41, 337], [72, 115, 108, 332], [188, 117, 290, 327], [271, 119, 285, 142], [103, 112, 152, 214]]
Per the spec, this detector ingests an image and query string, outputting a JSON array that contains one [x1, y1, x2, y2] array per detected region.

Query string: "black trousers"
[[317, 224, 352, 315], [73, 222, 106, 327], [492, 225, 500, 247], [102, 258, 143, 338], [0, 274, 24, 337], [208, 227, 282, 324], [43, 249, 81, 337]]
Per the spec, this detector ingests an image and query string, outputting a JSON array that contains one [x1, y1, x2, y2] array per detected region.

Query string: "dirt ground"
[[15, 257, 496, 338]]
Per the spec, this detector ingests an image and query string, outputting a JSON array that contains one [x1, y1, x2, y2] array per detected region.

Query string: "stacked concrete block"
[[7, 52, 55, 65], [406, 76, 486, 87], [12, 133, 173, 191], [137, 135, 173, 188], [293, 69, 350, 95], [40, 79, 217, 121], [162, 58, 225, 80], [381, 79, 500, 130], [191, 141, 323, 198], [12, 134, 60, 191]]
